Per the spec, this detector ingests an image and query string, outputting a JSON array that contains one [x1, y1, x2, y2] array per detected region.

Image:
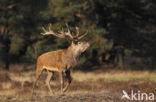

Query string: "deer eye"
[[78, 42, 81, 44]]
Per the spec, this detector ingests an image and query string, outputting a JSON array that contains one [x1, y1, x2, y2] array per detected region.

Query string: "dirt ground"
[[0, 67, 156, 102]]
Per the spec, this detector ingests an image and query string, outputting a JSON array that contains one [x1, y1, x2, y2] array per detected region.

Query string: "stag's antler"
[[41, 24, 73, 40], [41, 23, 88, 41], [78, 30, 88, 40], [64, 23, 74, 40], [75, 27, 80, 37], [75, 26, 88, 40]]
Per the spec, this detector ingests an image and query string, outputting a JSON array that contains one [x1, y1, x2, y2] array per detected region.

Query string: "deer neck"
[[66, 45, 80, 60], [64, 43, 80, 68]]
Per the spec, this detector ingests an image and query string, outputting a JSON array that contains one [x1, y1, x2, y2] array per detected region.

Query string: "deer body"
[[37, 49, 72, 72], [32, 24, 89, 96], [37, 41, 89, 72]]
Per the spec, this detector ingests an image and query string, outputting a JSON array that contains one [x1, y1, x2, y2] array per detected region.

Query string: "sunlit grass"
[[72, 70, 156, 82], [104, 76, 156, 82]]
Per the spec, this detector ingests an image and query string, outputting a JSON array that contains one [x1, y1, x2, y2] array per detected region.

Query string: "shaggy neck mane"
[[64, 43, 80, 68], [67, 43, 80, 58]]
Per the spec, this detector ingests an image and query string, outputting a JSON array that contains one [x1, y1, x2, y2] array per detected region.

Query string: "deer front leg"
[[60, 71, 64, 93], [63, 70, 72, 92]]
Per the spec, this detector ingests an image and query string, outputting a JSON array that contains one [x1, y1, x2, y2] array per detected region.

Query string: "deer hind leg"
[[46, 70, 54, 95], [32, 69, 43, 96], [59, 71, 64, 93], [63, 70, 72, 92]]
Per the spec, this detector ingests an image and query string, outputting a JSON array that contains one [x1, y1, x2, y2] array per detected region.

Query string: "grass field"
[[73, 69, 156, 82], [0, 66, 156, 102]]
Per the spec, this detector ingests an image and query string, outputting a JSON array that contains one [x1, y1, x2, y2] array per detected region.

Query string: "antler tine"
[[41, 26, 48, 35], [41, 24, 65, 38], [58, 27, 64, 34], [78, 30, 88, 40], [75, 27, 80, 37], [65, 23, 73, 39], [48, 24, 52, 31], [65, 23, 70, 32]]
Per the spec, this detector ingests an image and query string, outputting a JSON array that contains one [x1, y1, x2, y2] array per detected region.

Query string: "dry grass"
[[72, 70, 156, 82], [0, 67, 156, 102]]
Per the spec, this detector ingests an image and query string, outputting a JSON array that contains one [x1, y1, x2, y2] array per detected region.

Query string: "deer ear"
[[72, 37, 79, 44]]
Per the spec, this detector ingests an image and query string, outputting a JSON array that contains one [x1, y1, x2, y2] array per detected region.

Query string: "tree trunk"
[[117, 51, 124, 68], [5, 60, 10, 70], [115, 46, 124, 68]]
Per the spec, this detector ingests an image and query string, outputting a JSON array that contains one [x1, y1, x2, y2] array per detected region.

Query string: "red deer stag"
[[32, 24, 90, 95]]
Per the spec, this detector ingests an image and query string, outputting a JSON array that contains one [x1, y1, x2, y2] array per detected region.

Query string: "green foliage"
[[89, 26, 112, 52], [9, 35, 24, 54], [0, 0, 156, 69]]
